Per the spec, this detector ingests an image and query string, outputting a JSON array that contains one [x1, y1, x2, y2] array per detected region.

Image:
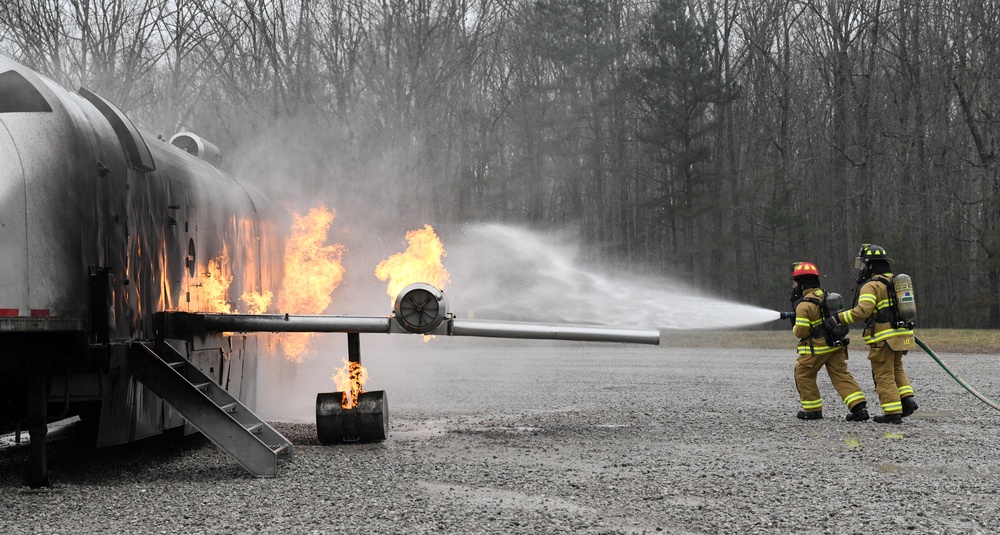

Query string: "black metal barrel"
[[316, 390, 388, 443]]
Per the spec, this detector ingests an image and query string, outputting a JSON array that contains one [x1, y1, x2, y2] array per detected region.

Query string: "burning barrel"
[[316, 390, 388, 443]]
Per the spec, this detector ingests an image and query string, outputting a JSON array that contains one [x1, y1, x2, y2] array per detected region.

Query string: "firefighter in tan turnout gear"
[[829, 245, 918, 424], [789, 262, 869, 421]]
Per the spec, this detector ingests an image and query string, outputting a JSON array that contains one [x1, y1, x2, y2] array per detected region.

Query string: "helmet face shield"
[[855, 243, 873, 271]]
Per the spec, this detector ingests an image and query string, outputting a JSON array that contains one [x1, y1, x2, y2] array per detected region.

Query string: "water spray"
[[448, 224, 779, 330]]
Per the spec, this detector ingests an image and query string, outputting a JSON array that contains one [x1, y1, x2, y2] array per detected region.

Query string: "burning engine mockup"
[[0, 52, 658, 486]]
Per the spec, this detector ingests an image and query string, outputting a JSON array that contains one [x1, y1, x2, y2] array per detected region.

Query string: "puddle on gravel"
[[416, 481, 699, 535], [455, 426, 544, 436], [460, 423, 629, 435], [389, 420, 450, 441], [843, 431, 905, 448], [391, 421, 547, 440]]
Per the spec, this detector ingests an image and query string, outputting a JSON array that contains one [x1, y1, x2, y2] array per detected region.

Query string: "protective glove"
[[825, 315, 850, 343]]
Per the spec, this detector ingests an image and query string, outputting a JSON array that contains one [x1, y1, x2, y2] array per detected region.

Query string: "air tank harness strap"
[[799, 296, 821, 357], [871, 275, 896, 324], [915, 336, 1000, 412]]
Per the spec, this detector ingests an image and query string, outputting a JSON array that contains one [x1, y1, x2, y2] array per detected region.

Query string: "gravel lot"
[[2, 337, 999, 534]]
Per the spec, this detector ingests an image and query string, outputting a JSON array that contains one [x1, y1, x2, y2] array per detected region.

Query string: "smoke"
[[223, 115, 436, 238], [218, 120, 779, 422], [254, 221, 781, 423], [162, 95, 780, 332]]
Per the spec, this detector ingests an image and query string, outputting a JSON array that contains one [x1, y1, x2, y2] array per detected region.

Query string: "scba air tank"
[[825, 292, 846, 314], [824, 292, 850, 341], [893, 273, 917, 321]]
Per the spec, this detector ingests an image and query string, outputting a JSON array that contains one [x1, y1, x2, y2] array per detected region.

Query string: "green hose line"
[[915, 336, 1000, 411]]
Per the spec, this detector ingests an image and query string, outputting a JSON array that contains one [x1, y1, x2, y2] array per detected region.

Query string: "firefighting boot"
[[873, 413, 903, 424], [901, 396, 919, 417], [845, 402, 870, 422], [796, 410, 822, 420]]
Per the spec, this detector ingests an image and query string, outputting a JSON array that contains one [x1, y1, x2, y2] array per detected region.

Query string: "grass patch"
[[660, 328, 1000, 354]]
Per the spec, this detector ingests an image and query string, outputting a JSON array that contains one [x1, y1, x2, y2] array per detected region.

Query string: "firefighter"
[[789, 262, 869, 421], [828, 245, 917, 424]]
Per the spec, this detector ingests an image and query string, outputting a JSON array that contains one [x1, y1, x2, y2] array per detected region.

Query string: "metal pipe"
[[165, 312, 661, 345], [348, 332, 361, 363], [198, 314, 392, 333], [448, 319, 660, 345]]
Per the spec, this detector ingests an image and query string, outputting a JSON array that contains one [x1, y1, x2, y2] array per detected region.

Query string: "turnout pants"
[[795, 347, 866, 413], [868, 341, 913, 415]]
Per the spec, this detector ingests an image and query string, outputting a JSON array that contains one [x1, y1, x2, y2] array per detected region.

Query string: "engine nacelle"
[[393, 283, 449, 334], [169, 131, 223, 166]]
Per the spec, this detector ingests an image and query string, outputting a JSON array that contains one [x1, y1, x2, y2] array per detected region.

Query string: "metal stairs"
[[128, 341, 293, 477]]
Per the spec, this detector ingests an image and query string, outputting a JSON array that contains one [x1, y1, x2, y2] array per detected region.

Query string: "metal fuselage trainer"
[[0, 55, 660, 488]]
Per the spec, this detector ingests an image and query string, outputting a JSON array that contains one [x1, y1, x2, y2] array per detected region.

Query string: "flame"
[[375, 224, 451, 304], [201, 257, 234, 314], [189, 253, 272, 315], [331, 359, 368, 409], [240, 290, 272, 315], [277, 204, 346, 361], [160, 204, 344, 361], [157, 238, 174, 312]]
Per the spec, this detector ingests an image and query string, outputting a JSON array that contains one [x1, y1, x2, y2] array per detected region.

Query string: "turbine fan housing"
[[393, 283, 449, 334]]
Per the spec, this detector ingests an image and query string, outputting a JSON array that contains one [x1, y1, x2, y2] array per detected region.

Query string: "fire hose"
[[916, 336, 1000, 412]]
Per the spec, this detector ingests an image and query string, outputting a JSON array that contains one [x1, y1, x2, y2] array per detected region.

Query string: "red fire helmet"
[[791, 261, 820, 279]]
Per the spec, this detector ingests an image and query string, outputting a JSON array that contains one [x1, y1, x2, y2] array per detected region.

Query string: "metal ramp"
[[128, 342, 292, 477]]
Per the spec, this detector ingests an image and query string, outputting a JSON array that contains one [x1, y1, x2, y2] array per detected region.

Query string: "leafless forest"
[[1, 0, 997, 327]]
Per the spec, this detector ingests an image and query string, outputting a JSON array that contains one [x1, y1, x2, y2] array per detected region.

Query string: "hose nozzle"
[[779, 311, 795, 320]]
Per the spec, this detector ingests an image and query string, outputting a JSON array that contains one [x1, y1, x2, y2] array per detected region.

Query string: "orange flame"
[[331, 359, 368, 409], [173, 205, 343, 362], [157, 239, 175, 312], [240, 290, 273, 315], [277, 204, 346, 361], [375, 224, 450, 304], [201, 257, 234, 313], [190, 254, 272, 316]]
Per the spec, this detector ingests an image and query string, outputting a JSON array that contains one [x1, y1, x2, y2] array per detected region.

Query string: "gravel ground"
[[1, 339, 999, 534]]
